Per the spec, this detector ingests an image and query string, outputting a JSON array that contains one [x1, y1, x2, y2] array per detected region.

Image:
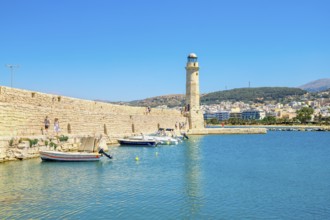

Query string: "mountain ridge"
[[298, 78, 330, 92]]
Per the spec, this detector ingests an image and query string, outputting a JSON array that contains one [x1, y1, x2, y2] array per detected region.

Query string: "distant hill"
[[299, 78, 330, 92], [128, 94, 185, 108], [121, 87, 307, 107], [201, 87, 306, 104]]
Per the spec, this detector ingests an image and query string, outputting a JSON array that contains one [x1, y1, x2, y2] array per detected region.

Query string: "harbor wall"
[[0, 86, 186, 137], [0, 86, 187, 162]]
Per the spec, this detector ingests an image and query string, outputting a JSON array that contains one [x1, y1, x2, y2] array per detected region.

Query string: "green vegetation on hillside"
[[201, 87, 306, 104], [104, 87, 308, 107], [128, 94, 185, 108]]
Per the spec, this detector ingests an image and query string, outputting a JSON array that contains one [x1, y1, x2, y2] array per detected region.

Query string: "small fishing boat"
[[40, 137, 112, 162], [40, 150, 102, 162], [117, 138, 158, 146]]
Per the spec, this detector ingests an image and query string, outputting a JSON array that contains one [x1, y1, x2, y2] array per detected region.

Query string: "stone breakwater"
[[0, 86, 187, 162], [188, 128, 267, 135]]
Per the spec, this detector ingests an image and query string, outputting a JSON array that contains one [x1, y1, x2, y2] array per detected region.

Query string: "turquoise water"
[[1, 132, 330, 219]]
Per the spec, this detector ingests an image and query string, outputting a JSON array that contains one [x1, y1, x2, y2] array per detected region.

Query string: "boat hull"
[[128, 135, 179, 145], [40, 151, 101, 162], [117, 139, 157, 146]]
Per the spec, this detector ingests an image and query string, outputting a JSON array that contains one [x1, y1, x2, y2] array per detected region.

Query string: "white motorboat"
[[129, 133, 179, 145]]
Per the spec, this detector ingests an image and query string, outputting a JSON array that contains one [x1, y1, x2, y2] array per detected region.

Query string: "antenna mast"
[[5, 64, 20, 88]]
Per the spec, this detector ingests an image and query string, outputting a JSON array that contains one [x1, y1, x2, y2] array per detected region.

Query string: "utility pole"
[[5, 64, 19, 88]]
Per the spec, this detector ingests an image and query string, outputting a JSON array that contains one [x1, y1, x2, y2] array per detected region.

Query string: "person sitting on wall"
[[44, 116, 50, 134]]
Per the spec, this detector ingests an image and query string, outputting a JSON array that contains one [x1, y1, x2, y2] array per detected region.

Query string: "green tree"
[[262, 116, 277, 125], [296, 107, 314, 124], [210, 118, 219, 125], [206, 118, 219, 125], [227, 118, 241, 125]]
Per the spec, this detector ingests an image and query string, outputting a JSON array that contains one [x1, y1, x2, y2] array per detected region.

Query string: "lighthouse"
[[185, 53, 204, 130]]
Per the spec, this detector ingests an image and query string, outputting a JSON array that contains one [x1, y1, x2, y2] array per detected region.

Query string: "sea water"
[[1, 131, 330, 219]]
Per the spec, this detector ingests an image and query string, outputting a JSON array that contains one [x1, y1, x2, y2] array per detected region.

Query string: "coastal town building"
[[230, 112, 242, 119], [201, 94, 329, 122], [242, 110, 266, 120], [203, 111, 230, 121]]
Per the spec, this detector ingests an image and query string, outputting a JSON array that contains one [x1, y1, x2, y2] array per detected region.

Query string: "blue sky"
[[0, 0, 329, 101]]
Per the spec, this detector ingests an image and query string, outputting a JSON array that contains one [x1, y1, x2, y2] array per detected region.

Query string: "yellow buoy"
[[135, 156, 139, 161]]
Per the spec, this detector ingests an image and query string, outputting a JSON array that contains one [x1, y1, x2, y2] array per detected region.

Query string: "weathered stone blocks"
[[0, 86, 187, 162]]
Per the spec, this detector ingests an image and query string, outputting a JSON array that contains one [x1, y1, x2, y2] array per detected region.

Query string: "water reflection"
[[183, 135, 204, 218], [1, 133, 330, 219]]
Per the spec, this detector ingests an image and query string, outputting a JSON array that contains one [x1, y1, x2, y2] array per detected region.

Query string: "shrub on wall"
[[49, 142, 57, 150], [58, 135, 69, 142], [9, 138, 14, 146], [28, 139, 38, 148]]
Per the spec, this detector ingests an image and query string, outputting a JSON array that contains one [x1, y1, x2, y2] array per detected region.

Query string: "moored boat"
[[40, 136, 112, 162], [117, 138, 158, 146], [40, 150, 102, 162], [129, 135, 179, 145]]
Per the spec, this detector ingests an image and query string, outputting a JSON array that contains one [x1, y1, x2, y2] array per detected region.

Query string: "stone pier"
[[187, 127, 267, 135]]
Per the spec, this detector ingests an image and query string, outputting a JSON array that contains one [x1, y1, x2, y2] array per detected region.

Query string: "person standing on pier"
[[54, 118, 60, 135]]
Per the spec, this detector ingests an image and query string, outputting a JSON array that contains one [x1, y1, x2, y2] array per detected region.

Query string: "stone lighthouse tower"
[[185, 53, 204, 130]]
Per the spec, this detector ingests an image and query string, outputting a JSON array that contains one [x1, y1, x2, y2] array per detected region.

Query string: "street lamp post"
[[5, 64, 19, 88]]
